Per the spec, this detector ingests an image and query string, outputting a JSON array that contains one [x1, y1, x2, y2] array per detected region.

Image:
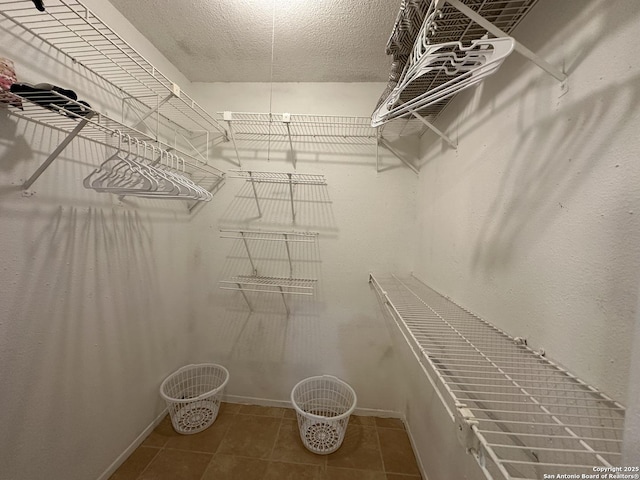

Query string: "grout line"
[[133, 447, 162, 480], [373, 421, 388, 474], [266, 415, 285, 472]]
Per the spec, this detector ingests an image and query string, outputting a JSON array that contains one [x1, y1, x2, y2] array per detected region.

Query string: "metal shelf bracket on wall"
[[22, 111, 95, 190], [445, 0, 567, 83]]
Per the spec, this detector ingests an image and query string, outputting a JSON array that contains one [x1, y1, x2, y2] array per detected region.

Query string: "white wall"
[[0, 2, 201, 479], [622, 286, 640, 465], [186, 82, 418, 412], [408, 0, 640, 477]]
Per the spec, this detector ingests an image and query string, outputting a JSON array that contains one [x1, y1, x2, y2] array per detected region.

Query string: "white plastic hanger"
[[372, 36, 515, 127]]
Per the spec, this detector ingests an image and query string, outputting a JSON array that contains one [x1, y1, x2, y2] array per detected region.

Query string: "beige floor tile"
[[142, 415, 179, 448], [219, 402, 242, 415], [239, 404, 287, 418], [377, 428, 420, 475], [263, 461, 323, 480], [326, 425, 383, 471], [270, 419, 326, 466], [374, 417, 405, 430], [201, 453, 269, 480], [323, 466, 387, 480], [217, 414, 281, 459], [282, 408, 297, 420], [349, 415, 376, 427], [164, 413, 234, 453], [137, 448, 212, 480], [108, 446, 159, 480]]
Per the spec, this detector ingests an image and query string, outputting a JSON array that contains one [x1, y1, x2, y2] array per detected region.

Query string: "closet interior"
[[1, 0, 638, 479]]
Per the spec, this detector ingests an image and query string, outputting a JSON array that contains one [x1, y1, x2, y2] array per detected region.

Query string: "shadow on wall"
[[472, 73, 640, 271], [418, 0, 640, 169], [215, 231, 323, 317], [219, 179, 337, 231], [0, 109, 32, 173], [0, 205, 178, 474], [212, 136, 382, 171]]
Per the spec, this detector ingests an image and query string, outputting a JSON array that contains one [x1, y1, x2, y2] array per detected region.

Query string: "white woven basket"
[[291, 375, 357, 455], [160, 363, 229, 435]]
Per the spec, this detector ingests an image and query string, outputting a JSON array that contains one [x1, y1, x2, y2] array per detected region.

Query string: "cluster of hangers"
[[83, 131, 213, 201], [371, 1, 515, 127]]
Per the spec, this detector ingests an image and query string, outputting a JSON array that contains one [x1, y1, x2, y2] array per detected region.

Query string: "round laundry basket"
[[160, 363, 229, 435], [291, 375, 357, 455]]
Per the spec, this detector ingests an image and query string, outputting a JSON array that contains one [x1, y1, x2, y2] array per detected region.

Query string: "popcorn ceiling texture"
[[108, 0, 400, 82]]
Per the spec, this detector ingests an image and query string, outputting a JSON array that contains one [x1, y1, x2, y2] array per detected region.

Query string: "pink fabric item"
[[0, 57, 22, 109]]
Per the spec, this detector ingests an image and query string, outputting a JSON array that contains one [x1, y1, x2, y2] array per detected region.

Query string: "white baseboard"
[[222, 394, 403, 418], [404, 416, 430, 480], [96, 408, 167, 480]]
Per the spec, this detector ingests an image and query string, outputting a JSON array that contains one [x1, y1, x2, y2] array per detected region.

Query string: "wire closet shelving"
[[369, 274, 625, 480], [228, 170, 327, 222], [375, 0, 566, 141], [0, 0, 227, 205], [218, 230, 319, 316]]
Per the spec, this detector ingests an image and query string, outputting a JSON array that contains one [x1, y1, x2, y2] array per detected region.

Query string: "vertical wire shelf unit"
[[219, 229, 319, 316], [228, 170, 327, 222], [369, 274, 625, 480], [0, 0, 227, 205]]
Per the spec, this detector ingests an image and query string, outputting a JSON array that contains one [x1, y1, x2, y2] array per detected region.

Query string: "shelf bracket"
[[446, 0, 567, 83], [378, 137, 419, 176], [247, 171, 263, 217], [241, 232, 258, 276], [131, 93, 174, 131], [375, 128, 381, 173], [283, 233, 293, 278], [282, 113, 296, 169], [236, 283, 253, 311], [223, 112, 242, 167], [279, 285, 290, 317], [288, 173, 296, 222], [23, 112, 95, 189], [411, 111, 457, 149]]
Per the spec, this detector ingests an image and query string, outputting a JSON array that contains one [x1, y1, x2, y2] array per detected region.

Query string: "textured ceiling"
[[108, 0, 400, 82]]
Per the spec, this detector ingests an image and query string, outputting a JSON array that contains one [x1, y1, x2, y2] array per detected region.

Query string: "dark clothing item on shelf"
[[31, 0, 45, 12], [10, 82, 91, 119]]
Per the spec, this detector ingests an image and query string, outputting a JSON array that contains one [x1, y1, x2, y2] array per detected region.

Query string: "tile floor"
[[109, 403, 422, 480]]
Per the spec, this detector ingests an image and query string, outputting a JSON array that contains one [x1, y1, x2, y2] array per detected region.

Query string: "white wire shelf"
[[0, 0, 227, 137], [219, 275, 317, 316], [369, 273, 625, 480], [220, 229, 318, 277], [8, 91, 224, 197], [228, 170, 327, 222], [376, 0, 547, 125], [229, 170, 326, 185], [219, 112, 376, 142]]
